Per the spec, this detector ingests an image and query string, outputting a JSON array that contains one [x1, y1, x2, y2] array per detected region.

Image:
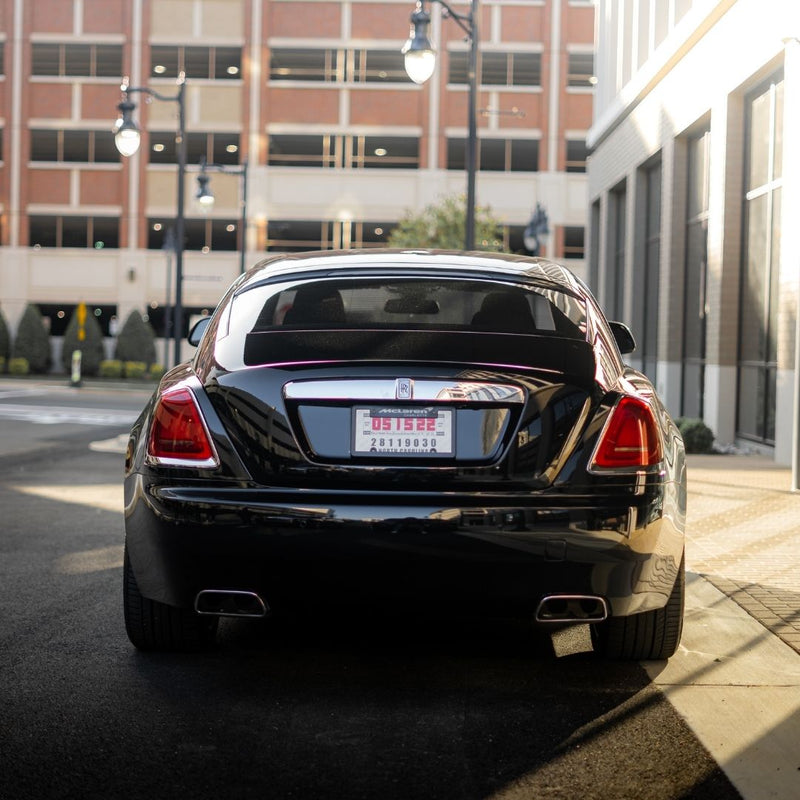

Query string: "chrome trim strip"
[[283, 378, 524, 404]]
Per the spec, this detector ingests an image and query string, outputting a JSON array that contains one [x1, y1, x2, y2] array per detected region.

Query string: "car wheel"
[[591, 554, 685, 661], [123, 546, 217, 651]]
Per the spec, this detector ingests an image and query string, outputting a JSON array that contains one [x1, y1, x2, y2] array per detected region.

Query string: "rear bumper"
[[124, 477, 685, 618]]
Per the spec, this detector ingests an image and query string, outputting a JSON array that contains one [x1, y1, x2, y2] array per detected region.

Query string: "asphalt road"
[[0, 382, 741, 800]]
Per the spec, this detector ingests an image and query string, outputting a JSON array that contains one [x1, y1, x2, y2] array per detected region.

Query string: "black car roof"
[[237, 249, 587, 299]]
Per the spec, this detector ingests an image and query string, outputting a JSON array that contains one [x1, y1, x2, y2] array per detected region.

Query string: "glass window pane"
[[361, 50, 408, 83], [62, 216, 88, 248], [186, 132, 209, 163], [29, 215, 58, 247], [359, 136, 418, 169], [684, 221, 705, 358], [31, 130, 59, 161], [213, 134, 240, 165], [481, 53, 508, 86], [92, 217, 119, 249], [95, 45, 122, 78], [270, 48, 329, 81], [447, 138, 465, 171], [748, 85, 772, 190], [773, 80, 784, 179], [740, 193, 768, 362], [184, 47, 211, 79], [358, 222, 394, 245], [269, 134, 329, 167], [687, 132, 709, 219], [566, 139, 587, 173], [511, 53, 540, 86], [32, 43, 61, 76], [214, 47, 242, 79], [267, 220, 325, 251], [63, 131, 90, 162], [510, 139, 538, 171], [149, 132, 176, 164], [184, 218, 208, 250], [568, 53, 594, 87], [211, 219, 238, 251], [447, 52, 468, 84], [564, 226, 584, 260], [151, 46, 180, 79], [93, 130, 120, 163], [64, 44, 92, 77], [737, 365, 766, 439]]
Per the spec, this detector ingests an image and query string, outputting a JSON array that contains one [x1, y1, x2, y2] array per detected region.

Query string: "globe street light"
[[195, 156, 250, 275], [402, 0, 479, 251], [523, 202, 550, 257], [113, 75, 186, 368]]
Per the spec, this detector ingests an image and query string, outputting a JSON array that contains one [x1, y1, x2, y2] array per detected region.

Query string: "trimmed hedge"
[[115, 310, 157, 367], [61, 305, 105, 376], [0, 308, 10, 366], [8, 357, 29, 375], [676, 417, 715, 454], [12, 304, 50, 374]]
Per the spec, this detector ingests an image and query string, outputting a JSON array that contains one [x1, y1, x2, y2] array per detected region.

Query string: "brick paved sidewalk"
[[686, 454, 800, 655]]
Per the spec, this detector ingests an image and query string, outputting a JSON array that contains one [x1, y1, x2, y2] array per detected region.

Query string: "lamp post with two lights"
[[113, 75, 186, 367], [402, 0, 479, 251]]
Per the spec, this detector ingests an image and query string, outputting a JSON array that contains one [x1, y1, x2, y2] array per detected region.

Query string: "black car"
[[123, 249, 686, 659]]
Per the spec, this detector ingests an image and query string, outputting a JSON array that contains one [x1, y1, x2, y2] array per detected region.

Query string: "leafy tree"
[[0, 308, 10, 367], [12, 304, 51, 374], [61, 304, 105, 376], [387, 194, 506, 252], [115, 310, 157, 367]]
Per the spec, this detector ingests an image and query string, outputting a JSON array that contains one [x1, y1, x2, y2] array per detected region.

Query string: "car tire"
[[123, 546, 218, 651], [591, 554, 685, 661]]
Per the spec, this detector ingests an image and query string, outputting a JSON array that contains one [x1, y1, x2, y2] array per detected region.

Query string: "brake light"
[[147, 387, 217, 466], [591, 395, 662, 469]]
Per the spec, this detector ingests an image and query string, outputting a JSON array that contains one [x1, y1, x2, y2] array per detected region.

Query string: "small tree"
[[115, 310, 157, 367], [387, 194, 506, 252], [0, 307, 11, 370], [61, 305, 105, 376], [13, 304, 51, 374]]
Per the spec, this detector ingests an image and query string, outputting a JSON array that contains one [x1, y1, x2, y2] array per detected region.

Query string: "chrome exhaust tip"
[[535, 594, 609, 623], [195, 590, 269, 618]]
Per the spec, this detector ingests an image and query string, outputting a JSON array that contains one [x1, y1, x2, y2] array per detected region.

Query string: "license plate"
[[352, 407, 454, 456]]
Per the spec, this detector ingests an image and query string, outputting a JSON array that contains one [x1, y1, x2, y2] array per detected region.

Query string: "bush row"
[[0, 305, 161, 378]]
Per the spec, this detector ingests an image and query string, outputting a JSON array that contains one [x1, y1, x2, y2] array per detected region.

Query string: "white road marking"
[[0, 403, 137, 426]]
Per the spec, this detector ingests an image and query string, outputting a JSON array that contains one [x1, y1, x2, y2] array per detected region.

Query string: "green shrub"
[[99, 359, 123, 378], [124, 361, 147, 379], [0, 356, 5, 374], [148, 363, 165, 381], [61, 304, 105, 376], [12, 304, 51, 374], [8, 357, 29, 375], [0, 308, 11, 364], [115, 310, 157, 367], [676, 417, 715, 454]]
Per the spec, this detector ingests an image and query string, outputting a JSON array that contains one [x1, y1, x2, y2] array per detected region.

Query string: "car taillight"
[[590, 395, 662, 470], [147, 387, 218, 466]]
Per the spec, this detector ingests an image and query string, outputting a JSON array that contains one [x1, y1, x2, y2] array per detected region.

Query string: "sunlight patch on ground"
[[55, 545, 124, 574], [10, 484, 123, 513]]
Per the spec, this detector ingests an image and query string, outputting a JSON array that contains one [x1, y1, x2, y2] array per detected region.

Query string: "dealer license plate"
[[352, 407, 454, 456]]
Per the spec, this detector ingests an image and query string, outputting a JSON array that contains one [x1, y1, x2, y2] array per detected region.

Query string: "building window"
[[268, 134, 419, 169], [606, 183, 627, 320], [737, 75, 784, 444], [147, 218, 239, 251], [266, 220, 394, 252], [30, 129, 119, 163], [37, 303, 118, 336], [566, 139, 588, 173], [149, 132, 240, 165], [29, 216, 119, 249], [449, 51, 541, 87], [150, 46, 242, 80], [447, 138, 538, 172], [563, 227, 585, 260], [32, 43, 122, 78], [639, 161, 661, 382], [567, 52, 595, 88], [682, 129, 710, 419], [269, 48, 412, 84]]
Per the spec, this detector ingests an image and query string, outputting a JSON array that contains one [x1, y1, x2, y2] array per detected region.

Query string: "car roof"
[[238, 249, 587, 298]]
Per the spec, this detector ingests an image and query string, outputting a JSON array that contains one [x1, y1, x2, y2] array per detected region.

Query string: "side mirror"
[[609, 321, 636, 355], [188, 316, 211, 347]]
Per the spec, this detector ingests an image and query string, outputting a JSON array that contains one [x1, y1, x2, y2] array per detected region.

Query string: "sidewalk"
[[686, 454, 800, 655]]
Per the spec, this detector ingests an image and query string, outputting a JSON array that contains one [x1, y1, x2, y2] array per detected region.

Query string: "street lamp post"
[[523, 203, 550, 257], [195, 156, 250, 275], [114, 75, 186, 367], [402, 0, 479, 251]]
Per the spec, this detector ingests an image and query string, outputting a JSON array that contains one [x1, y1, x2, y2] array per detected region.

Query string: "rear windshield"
[[243, 278, 586, 339]]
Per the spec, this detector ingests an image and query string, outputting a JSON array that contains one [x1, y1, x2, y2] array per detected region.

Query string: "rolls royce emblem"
[[395, 378, 413, 400]]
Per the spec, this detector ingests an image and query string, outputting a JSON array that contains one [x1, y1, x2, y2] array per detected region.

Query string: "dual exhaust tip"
[[195, 590, 269, 618], [535, 594, 608, 623], [195, 590, 608, 624]]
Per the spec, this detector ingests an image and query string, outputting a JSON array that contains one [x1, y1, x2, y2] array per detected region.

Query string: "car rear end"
[[123, 253, 685, 656]]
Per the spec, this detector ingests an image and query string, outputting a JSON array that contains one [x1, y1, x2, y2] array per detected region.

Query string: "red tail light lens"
[[147, 387, 218, 466], [590, 395, 662, 470]]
